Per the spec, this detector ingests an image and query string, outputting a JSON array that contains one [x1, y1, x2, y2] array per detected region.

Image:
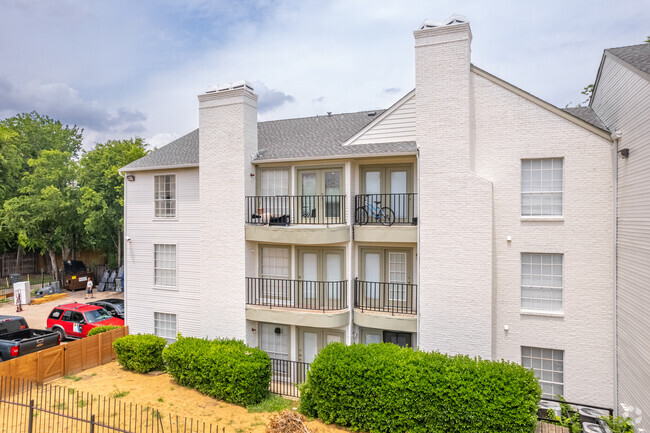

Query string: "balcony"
[[246, 195, 346, 226], [354, 279, 417, 315], [246, 277, 348, 311], [354, 193, 417, 226]]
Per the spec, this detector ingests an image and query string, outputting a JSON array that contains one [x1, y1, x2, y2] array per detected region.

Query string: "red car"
[[46, 303, 124, 340]]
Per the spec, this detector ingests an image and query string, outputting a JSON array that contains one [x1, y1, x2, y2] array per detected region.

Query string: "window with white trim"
[[260, 169, 289, 196], [154, 175, 176, 218], [154, 244, 176, 287], [522, 346, 564, 398], [521, 159, 563, 216], [521, 253, 562, 311], [154, 312, 177, 344]]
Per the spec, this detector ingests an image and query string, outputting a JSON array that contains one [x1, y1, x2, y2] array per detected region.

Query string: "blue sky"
[[0, 0, 647, 148]]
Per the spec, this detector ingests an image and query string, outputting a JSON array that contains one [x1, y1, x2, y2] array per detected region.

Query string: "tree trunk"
[[117, 229, 122, 267], [14, 246, 22, 274], [61, 246, 70, 262], [48, 250, 58, 280]]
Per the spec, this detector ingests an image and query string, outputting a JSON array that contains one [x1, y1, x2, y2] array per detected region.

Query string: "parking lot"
[[0, 289, 124, 330]]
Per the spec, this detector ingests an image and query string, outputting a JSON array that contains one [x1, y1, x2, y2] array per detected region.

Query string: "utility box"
[[13, 281, 31, 305]]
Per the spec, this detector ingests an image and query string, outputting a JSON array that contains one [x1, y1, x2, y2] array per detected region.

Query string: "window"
[[154, 175, 176, 218], [260, 323, 289, 360], [260, 169, 289, 196], [521, 253, 562, 311], [154, 244, 176, 287], [154, 312, 177, 344], [522, 347, 564, 398], [521, 159, 563, 216]]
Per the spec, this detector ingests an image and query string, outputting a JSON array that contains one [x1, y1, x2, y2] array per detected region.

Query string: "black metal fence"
[[0, 376, 224, 433], [269, 359, 309, 398], [354, 193, 417, 225], [246, 195, 346, 225], [354, 279, 418, 315], [246, 277, 348, 311]]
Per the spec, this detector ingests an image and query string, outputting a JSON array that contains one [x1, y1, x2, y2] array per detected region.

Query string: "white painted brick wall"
[[415, 23, 494, 359], [198, 88, 258, 341]]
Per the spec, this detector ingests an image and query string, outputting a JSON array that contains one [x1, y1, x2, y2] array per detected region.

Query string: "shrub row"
[[113, 334, 166, 373], [300, 343, 541, 433], [162, 336, 272, 406], [87, 325, 122, 337]]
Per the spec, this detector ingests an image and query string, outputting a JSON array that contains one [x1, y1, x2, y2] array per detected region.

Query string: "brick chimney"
[[414, 17, 494, 359], [198, 81, 257, 340]]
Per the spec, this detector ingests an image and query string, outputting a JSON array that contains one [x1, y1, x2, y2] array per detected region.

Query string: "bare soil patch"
[[50, 362, 350, 433]]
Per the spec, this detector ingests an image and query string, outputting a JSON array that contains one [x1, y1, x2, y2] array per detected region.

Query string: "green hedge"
[[113, 334, 166, 373], [87, 325, 122, 337], [162, 336, 271, 406], [300, 343, 541, 433]]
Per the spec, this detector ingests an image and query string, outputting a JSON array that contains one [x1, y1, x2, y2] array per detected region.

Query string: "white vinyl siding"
[[154, 244, 176, 287], [154, 175, 176, 218], [521, 253, 563, 312], [522, 347, 564, 399], [521, 159, 563, 216], [349, 92, 416, 145], [154, 312, 177, 344]]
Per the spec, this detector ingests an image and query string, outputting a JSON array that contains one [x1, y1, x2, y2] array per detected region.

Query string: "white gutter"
[[253, 151, 417, 165], [118, 163, 199, 173], [611, 130, 621, 414]]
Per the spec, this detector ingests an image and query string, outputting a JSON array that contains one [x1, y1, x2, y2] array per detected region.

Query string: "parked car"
[[87, 298, 124, 320], [46, 303, 124, 340], [0, 315, 60, 362], [62, 260, 95, 291]]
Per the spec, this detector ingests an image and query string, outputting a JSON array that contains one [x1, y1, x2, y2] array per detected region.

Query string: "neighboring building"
[[590, 43, 650, 431], [121, 16, 625, 409]]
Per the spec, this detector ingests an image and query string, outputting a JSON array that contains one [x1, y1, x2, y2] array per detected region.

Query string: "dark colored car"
[[46, 303, 124, 340], [62, 260, 95, 291], [87, 298, 124, 320], [0, 316, 60, 362]]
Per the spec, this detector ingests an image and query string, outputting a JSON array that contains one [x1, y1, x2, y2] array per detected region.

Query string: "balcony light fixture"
[[126, 174, 136, 181]]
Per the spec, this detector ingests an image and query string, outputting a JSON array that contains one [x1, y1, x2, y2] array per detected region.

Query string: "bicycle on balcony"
[[355, 197, 395, 226]]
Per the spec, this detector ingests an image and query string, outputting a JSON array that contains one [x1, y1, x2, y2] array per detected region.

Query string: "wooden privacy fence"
[[0, 327, 129, 383]]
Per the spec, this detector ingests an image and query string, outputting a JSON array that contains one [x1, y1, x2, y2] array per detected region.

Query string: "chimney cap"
[[420, 14, 468, 29], [205, 80, 254, 94]]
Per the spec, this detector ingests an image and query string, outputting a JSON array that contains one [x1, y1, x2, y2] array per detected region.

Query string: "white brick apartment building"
[[120, 17, 648, 415]]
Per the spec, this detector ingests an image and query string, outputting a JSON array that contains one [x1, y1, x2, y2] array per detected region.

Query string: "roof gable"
[[344, 90, 416, 146]]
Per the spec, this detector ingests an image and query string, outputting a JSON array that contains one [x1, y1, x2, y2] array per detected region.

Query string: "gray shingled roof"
[[561, 107, 609, 131], [121, 110, 417, 171], [121, 129, 199, 170], [607, 43, 650, 76]]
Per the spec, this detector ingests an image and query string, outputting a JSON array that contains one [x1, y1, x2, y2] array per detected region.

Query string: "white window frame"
[[521, 253, 563, 312], [521, 158, 563, 217], [154, 174, 177, 219], [521, 346, 564, 399], [154, 244, 177, 289], [259, 246, 291, 305], [154, 312, 177, 344]]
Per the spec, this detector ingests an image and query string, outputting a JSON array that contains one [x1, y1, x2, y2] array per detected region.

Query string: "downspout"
[[611, 130, 621, 413], [119, 170, 128, 327], [416, 147, 421, 349]]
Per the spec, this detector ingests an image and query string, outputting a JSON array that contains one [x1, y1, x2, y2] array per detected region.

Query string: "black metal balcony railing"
[[246, 277, 348, 311], [354, 193, 417, 226], [354, 279, 417, 315], [246, 195, 346, 226]]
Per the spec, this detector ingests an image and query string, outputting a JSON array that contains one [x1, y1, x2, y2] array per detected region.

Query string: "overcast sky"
[[0, 0, 647, 149]]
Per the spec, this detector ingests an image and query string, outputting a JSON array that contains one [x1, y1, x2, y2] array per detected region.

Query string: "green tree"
[[2, 150, 81, 277], [0, 125, 21, 254], [79, 138, 149, 267]]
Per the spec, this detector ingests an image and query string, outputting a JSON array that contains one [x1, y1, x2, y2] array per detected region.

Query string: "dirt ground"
[[50, 362, 350, 433], [0, 288, 124, 330]]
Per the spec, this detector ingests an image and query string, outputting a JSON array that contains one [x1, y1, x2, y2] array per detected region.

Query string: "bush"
[[112, 334, 166, 373], [300, 343, 541, 433], [163, 336, 271, 406], [87, 325, 122, 337]]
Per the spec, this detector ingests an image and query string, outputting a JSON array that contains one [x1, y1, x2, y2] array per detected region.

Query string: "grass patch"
[[54, 402, 67, 410], [90, 373, 97, 377], [111, 390, 130, 398], [77, 400, 87, 408], [68, 388, 75, 395], [63, 375, 82, 382], [247, 395, 294, 413], [157, 397, 164, 403]]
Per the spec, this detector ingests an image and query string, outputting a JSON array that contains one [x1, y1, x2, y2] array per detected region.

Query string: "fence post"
[[90, 414, 95, 433], [28, 399, 34, 433]]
